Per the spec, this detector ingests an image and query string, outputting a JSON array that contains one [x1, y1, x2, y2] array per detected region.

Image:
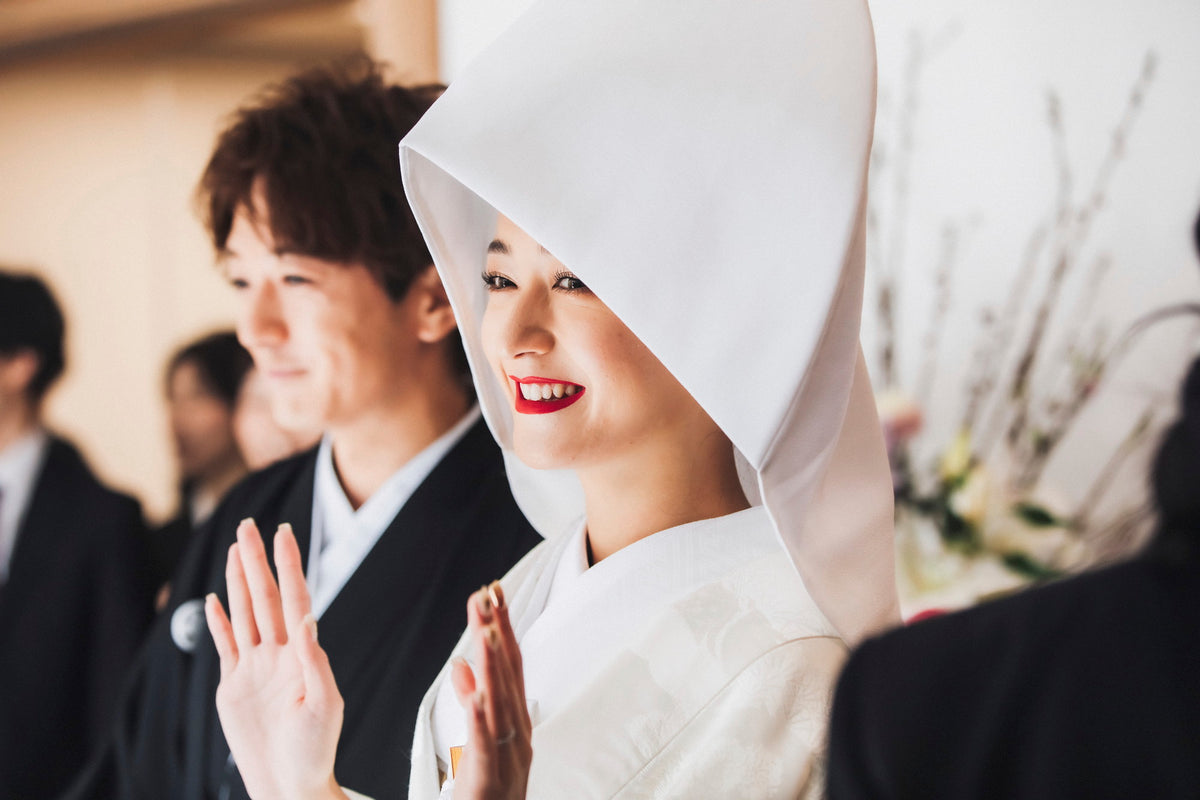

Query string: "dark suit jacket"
[[70, 417, 539, 800], [146, 506, 193, 590], [828, 531, 1200, 800], [0, 436, 152, 800]]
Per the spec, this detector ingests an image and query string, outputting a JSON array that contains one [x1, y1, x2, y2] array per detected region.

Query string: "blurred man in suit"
[[827, 214, 1200, 799], [0, 269, 153, 799], [68, 60, 540, 800]]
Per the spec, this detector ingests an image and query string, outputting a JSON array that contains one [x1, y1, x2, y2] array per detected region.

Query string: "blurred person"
[[152, 331, 253, 591], [826, 211, 1200, 799], [66, 60, 539, 800], [233, 365, 321, 471], [0, 269, 153, 799]]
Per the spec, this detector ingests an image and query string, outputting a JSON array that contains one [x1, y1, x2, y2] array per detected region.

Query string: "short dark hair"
[[167, 331, 253, 410], [0, 270, 65, 401], [197, 57, 443, 302], [1194, 206, 1200, 258]]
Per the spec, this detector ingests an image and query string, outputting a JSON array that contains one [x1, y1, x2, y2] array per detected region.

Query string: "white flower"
[[949, 465, 991, 527]]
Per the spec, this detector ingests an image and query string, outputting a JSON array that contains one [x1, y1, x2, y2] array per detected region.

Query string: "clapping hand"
[[205, 519, 348, 800], [450, 583, 533, 800]]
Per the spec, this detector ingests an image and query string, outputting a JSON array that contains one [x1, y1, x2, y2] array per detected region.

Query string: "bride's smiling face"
[[480, 215, 706, 471]]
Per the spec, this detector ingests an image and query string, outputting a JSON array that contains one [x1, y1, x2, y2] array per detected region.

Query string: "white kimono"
[[392, 1, 901, 797], [410, 507, 845, 799]]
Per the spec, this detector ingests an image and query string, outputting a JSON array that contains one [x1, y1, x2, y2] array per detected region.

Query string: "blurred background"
[[1, 0, 1198, 609]]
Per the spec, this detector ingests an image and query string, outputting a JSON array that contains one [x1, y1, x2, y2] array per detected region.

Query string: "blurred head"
[[233, 366, 321, 471], [0, 270, 65, 421], [1153, 357, 1200, 533], [1153, 207, 1200, 536], [165, 331, 251, 483], [196, 60, 466, 432], [480, 215, 726, 472]]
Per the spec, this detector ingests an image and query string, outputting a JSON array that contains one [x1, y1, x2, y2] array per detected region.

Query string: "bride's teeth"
[[518, 381, 581, 401]]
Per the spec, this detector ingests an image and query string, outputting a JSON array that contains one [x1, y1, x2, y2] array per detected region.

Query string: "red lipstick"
[[510, 375, 586, 415]]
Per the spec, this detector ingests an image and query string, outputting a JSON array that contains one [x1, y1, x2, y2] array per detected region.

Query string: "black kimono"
[[0, 436, 152, 800], [827, 530, 1200, 800], [70, 417, 539, 800]]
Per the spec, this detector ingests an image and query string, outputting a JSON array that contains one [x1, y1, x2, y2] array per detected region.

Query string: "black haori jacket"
[[67, 417, 539, 800]]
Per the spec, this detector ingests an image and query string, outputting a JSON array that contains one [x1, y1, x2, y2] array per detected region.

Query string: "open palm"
[[205, 519, 348, 800]]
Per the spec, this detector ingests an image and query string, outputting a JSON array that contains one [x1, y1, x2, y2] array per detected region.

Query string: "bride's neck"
[[578, 434, 749, 564]]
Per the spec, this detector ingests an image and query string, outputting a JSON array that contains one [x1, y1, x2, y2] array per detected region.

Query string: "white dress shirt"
[[306, 407, 481, 619], [0, 428, 50, 584]]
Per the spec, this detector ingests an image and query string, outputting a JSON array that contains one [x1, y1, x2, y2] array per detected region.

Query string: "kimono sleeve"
[[614, 635, 847, 800]]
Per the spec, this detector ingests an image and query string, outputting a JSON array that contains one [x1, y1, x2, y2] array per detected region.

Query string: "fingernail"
[[277, 522, 293, 537], [303, 613, 318, 643], [239, 517, 255, 528], [487, 580, 505, 610], [485, 626, 500, 651], [205, 592, 218, 605], [476, 587, 493, 622]]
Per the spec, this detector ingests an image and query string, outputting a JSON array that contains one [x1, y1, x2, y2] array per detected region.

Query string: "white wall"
[[436, 0, 534, 81], [865, 0, 1200, 526], [0, 56, 307, 519]]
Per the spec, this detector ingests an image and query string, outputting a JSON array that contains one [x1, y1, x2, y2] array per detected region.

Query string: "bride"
[[204, 0, 898, 797]]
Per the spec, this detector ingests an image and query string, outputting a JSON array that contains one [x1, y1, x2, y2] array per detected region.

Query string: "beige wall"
[[1, 57, 300, 519], [0, 0, 440, 520]]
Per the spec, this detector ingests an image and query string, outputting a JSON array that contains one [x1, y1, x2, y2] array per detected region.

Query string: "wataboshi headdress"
[[401, 0, 898, 642]]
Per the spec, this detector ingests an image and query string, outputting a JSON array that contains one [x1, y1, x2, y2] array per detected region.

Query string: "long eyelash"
[[552, 269, 589, 292], [481, 270, 512, 290]]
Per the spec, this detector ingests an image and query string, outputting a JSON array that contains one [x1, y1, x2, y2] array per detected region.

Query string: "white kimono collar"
[[400, 0, 897, 643]]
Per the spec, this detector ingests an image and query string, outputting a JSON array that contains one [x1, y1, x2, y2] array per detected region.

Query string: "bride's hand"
[[205, 519, 348, 800], [451, 583, 532, 800]]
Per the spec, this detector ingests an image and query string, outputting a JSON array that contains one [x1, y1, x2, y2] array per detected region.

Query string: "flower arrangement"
[[867, 33, 1189, 616]]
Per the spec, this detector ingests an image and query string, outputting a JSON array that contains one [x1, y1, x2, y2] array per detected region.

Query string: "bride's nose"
[[493, 290, 554, 360]]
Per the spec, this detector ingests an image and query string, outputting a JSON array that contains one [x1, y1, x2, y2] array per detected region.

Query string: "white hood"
[[400, 0, 898, 643]]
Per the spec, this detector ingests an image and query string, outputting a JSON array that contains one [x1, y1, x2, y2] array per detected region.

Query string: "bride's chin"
[[511, 432, 576, 472]]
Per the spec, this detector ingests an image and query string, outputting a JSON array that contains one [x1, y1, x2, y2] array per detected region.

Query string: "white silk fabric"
[[412, 508, 844, 799], [400, 0, 897, 643]]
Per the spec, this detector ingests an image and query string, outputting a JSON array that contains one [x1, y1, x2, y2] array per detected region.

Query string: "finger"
[[226, 542, 260, 648], [465, 686, 497, 784], [204, 593, 238, 677], [490, 581, 528, 710], [293, 612, 340, 711], [236, 518, 286, 645], [483, 616, 532, 773], [475, 611, 512, 744], [451, 657, 477, 705], [274, 523, 312, 635], [467, 588, 516, 737]]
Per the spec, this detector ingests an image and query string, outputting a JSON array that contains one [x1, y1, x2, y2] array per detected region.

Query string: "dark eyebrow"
[[487, 239, 553, 256]]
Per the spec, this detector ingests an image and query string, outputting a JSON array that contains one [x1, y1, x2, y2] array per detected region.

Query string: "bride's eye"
[[552, 271, 589, 293], [482, 271, 515, 291]]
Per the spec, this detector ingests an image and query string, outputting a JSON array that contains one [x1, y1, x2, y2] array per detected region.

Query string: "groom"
[[68, 61, 539, 800]]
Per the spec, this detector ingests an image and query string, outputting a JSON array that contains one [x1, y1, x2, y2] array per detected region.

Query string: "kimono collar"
[[400, 0, 897, 643]]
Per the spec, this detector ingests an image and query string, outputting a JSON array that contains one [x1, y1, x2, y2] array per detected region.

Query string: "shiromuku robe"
[[409, 507, 846, 799]]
